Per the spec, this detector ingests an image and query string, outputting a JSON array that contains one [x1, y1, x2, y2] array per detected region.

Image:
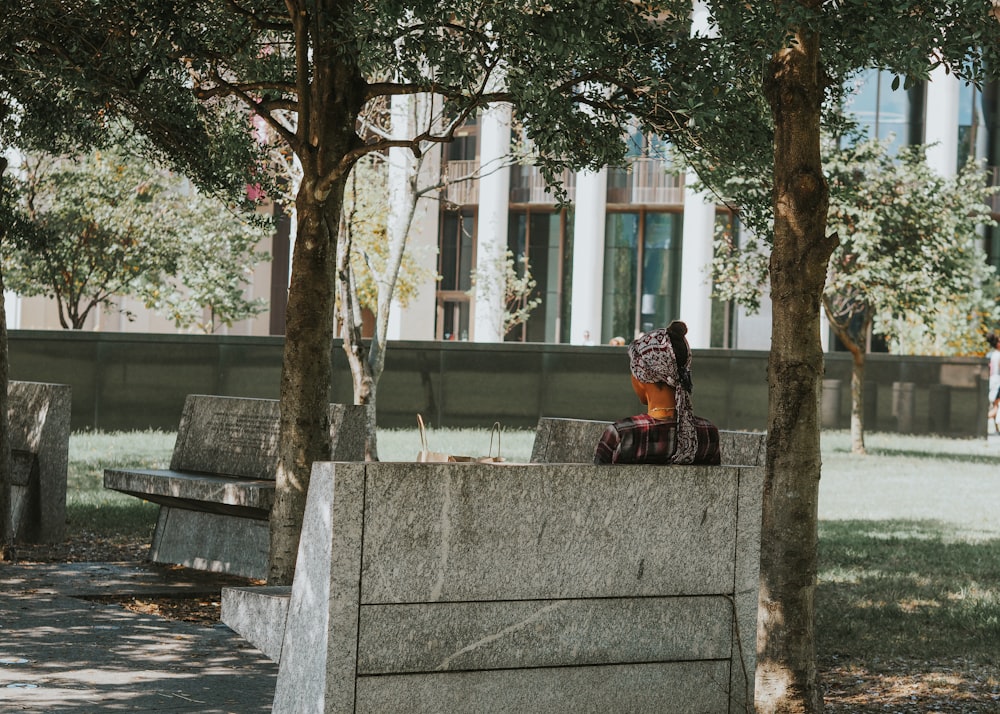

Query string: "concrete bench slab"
[[225, 459, 763, 713], [104, 394, 365, 579], [530, 416, 766, 466], [7, 381, 72, 543]]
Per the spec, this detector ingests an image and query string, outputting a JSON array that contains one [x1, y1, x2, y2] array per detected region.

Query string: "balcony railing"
[[442, 156, 682, 207], [607, 158, 685, 205], [443, 160, 480, 206], [509, 165, 576, 204]]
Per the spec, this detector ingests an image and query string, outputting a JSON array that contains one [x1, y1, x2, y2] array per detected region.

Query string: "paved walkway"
[[0, 562, 277, 713]]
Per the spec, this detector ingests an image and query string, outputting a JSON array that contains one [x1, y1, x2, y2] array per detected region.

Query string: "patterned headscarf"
[[628, 327, 697, 464]]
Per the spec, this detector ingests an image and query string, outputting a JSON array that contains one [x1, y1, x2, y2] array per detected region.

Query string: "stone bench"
[[7, 380, 72, 543], [224, 459, 763, 713], [104, 394, 365, 579], [530, 416, 766, 466]]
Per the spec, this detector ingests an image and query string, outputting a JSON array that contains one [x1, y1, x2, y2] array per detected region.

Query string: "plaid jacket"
[[593, 413, 721, 465]]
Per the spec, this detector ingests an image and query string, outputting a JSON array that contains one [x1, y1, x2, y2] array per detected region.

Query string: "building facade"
[[388, 66, 1000, 350], [8, 69, 1000, 350]]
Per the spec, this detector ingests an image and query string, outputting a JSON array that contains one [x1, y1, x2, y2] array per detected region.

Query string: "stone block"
[[149, 507, 270, 580], [267, 460, 764, 714], [359, 463, 739, 602], [7, 381, 71, 543], [530, 416, 766, 467], [221, 585, 291, 662], [103, 394, 366, 577]]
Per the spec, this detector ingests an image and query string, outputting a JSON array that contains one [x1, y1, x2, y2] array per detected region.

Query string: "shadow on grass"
[[67, 500, 158, 538], [826, 445, 998, 464], [870, 446, 999, 464], [818, 519, 1000, 664]]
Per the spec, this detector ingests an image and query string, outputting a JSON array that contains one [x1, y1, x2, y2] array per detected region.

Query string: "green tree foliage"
[[27, 0, 704, 585], [0, 5, 262, 557], [339, 155, 431, 314], [7, 3, 1000, 710], [469, 250, 542, 337], [713, 136, 998, 454], [687, 4, 1000, 709], [2, 151, 269, 331]]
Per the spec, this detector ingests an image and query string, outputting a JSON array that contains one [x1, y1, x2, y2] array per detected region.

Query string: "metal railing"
[[509, 165, 576, 204], [443, 160, 479, 205], [443, 157, 681, 207], [608, 158, 685, 205]]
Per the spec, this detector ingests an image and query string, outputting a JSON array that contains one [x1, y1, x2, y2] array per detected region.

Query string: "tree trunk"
[[757, 11, 836, 714], [266, 1, 369, 585], [849, 344, 866, 455], [269, 185, 344, 583], [823, 302, 869, 456], [0, 155, 13, 560], [337, 218, 378, 461], [0, 261, 13, 561]]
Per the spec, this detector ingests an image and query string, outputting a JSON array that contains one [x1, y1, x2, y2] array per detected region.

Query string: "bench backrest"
[[7, 380, 72, 541], [274, 460, 763, 713], [530, 416, 766, 466], [170, 394, 366, 479]]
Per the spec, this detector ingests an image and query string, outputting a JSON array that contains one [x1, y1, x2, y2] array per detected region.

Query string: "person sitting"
[[594, 320, 721, 465]]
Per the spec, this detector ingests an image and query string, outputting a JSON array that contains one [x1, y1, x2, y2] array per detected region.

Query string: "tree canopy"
[[5, 2, 1000, 711], [2, 150, 270, 331]]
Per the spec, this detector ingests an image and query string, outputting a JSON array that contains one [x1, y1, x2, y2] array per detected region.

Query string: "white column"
[[678, 0, 718, 350], [386, 93, 415, 340], [3, 291, 20, 329], [924, 63, 960, 177], [569, 168, 608, 345], [385, 94, 440, 341], [473, 102, 512, 342], [679, 176, 716, 349]]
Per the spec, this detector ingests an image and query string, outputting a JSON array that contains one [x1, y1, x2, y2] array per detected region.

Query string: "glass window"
[[711, 212, 737, 348], [844, 69, 916, 154], [958, 80, 986, 168], [505, 210, 559, 342], [438, 213, 475, 292], [439, 300, 470, 341], [639, 213, 682, 334], [437, 212, 474, 340], [602, 213, 639, 342], [526, 213, 555, 343]]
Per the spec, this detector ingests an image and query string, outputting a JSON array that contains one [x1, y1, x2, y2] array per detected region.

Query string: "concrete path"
[[0, 562, 276, 713]]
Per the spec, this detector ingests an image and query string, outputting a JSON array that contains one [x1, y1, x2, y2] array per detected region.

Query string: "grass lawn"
[[63, 427, 1000, 710]]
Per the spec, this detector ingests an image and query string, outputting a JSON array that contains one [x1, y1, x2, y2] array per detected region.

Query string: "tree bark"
[[267, 6, 367, 582], [823, 303, 869, 455], [0, 254, 12, 561], [0, 154, 13, 560], [757, 10, 836, 713], [849, 348, 866, 455]]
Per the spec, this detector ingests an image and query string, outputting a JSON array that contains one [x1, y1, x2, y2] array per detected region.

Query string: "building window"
[[601, 211, 682, 342], [506, 209, 566, 342], [958, 79, 986, 169], [711, 211, 737, 349], [844, 69, 923, 153], [436, 211, 475, 340], [639, 213, 682, 334], [602, 213, 639, 341]]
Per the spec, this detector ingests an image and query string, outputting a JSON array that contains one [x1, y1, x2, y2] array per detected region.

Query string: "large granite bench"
[[104, 394, 365, 579], [530, 416, 766, 466], [224, 459, 763, 713], [7, 380, 72, 543]]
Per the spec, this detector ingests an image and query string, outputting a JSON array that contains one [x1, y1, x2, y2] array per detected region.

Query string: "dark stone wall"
[[9, 330, 987, 437]]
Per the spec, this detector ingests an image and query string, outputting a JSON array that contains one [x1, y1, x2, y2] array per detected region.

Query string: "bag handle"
[[488, 421, 502, 460], [417, 413, 429, 452]]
